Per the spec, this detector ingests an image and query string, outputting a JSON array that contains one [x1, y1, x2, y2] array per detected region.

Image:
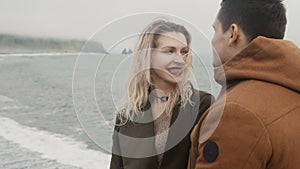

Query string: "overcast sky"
[[1, 0, 299, 49]]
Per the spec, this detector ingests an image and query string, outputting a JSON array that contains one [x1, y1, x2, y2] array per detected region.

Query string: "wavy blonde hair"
[[116, 19, 194, 125]]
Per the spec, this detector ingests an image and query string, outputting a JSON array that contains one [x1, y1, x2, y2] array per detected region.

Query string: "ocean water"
[[0, 52, 219, 169]]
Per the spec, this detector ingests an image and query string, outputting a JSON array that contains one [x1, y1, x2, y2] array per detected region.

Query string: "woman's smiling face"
[[150, 31, 190, 86]]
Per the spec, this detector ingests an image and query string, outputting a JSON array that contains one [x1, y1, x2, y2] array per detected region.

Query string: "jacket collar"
[[214, 36, 300, 92]]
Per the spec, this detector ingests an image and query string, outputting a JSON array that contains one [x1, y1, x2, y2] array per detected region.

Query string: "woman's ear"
[[228, 24, 239, 46]]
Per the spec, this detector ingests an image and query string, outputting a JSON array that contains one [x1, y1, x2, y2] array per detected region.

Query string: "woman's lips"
[[166, 67, 184, 76]]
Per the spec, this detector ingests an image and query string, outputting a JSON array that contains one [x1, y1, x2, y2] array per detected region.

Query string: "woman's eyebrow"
[[161, 46, 187, 49], [161, 46, 176, 49]]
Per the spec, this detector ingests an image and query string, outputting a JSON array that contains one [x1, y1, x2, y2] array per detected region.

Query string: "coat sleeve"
[[194, 102, 272, 169], [109, 125, 124, 169]]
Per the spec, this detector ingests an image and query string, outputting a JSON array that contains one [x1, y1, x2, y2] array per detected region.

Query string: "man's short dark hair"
[[218, 0, 287, 42]]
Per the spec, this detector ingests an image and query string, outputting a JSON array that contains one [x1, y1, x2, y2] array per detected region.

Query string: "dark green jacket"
[[110, 90, 214, 169]]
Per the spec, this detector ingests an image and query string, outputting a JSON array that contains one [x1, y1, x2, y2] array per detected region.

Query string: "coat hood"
[[214, 36, 300, 92]]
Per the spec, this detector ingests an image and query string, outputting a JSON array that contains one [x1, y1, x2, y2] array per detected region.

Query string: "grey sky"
[[1, 0, 299, 49]]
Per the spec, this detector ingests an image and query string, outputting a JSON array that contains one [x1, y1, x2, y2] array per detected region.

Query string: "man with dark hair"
[[188, 0, 300, 168]]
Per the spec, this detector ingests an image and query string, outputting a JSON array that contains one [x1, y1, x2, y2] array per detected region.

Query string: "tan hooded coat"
[[188, 36, 300, 169]]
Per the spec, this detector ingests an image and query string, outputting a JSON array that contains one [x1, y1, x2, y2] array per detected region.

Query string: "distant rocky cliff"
[[0, 34, 106, 53]]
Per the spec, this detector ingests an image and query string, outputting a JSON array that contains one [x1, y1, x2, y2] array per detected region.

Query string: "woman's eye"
[[181, 49, 189, 55], [162, 50, 173, 54]]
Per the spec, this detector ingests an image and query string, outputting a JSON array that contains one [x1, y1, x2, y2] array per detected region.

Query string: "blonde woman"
[[110, 20, 214, 169]]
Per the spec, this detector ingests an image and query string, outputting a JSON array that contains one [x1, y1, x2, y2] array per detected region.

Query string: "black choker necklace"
[[151, 93, 169, 102]]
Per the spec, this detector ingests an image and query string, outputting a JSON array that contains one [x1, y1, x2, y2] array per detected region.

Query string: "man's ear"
[[228, 24, 239, 45]]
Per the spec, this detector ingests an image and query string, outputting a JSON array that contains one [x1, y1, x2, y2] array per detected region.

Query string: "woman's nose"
[[174, 55, 185, 63]]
